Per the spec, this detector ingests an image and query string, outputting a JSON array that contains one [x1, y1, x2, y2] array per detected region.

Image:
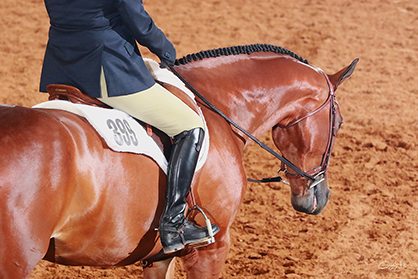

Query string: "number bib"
[[76, 104, 168, 168], [106, 118, 139, 147]]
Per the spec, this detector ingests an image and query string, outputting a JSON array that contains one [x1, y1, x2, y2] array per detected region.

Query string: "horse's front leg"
[[143, 257, 176, 279], [181, 231, 231, 279]]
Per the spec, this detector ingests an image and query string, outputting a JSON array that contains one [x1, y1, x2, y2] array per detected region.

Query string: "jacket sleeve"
[[116, 0, 176, 65]]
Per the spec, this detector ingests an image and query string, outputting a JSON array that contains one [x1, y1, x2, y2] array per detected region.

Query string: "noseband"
[[168, 64, 337, 187], [277, 70, 338, 188]]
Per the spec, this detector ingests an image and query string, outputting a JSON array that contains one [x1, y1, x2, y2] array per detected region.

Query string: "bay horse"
[[0, 44, 357, 278]]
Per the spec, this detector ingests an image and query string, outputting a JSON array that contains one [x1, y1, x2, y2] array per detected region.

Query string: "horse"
[[0, 44, 357, 278]]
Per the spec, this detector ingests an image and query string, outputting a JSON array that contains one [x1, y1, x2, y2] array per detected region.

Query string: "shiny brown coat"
[[0, 52, 357, 278]]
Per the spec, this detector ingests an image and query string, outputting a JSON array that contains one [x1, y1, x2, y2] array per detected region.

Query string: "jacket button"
[[164, 52, 171, 59]]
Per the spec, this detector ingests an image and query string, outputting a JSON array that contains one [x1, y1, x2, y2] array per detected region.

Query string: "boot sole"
[[187, 236, 216, 249], [185, 225, 220, 248], [162, 226, 220, 254], [163, 235, 214, 254]]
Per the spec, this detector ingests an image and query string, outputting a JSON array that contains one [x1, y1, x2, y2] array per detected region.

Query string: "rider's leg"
[[98, 81, 202, 137], [160, 126, 217, 253], [98, 79, 219, 253]]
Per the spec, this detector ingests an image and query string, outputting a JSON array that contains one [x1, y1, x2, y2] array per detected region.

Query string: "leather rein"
[[168, 64, 336, 188]]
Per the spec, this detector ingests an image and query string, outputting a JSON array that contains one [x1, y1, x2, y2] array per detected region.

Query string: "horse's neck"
[[178, 55, 325, 140]]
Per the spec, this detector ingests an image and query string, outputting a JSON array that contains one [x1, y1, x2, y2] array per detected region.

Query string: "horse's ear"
[[327, 58, 359, 91]]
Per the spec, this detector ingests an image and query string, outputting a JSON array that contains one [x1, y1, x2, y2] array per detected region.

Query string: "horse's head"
[[272, 59, 358, 215]]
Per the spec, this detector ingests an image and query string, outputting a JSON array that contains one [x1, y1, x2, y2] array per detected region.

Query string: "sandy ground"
[[1, 0, 418, 278]]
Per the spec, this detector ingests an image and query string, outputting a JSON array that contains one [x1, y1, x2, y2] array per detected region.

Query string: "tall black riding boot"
[[159, 127, 220, 254]]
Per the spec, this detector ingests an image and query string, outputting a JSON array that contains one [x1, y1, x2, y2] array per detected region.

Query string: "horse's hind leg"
[[0, 198, 52, 278], [143, 257, 176, 279], [0, 229, 46, 279]]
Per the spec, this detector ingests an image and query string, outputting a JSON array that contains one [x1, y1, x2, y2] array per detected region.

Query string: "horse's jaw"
[[290, 179, 330, 215]]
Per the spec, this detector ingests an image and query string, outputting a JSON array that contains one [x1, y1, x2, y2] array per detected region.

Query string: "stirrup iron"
[[186, 205, 216, 247]]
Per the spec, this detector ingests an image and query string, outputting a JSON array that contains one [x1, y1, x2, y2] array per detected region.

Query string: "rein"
[[167, 64, 334, 187]]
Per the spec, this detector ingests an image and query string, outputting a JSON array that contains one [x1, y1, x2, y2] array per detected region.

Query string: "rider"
[[40, 0, 219, 254]]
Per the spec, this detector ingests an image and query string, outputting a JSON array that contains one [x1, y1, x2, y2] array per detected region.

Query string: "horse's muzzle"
[[290, 179, 330, 215]]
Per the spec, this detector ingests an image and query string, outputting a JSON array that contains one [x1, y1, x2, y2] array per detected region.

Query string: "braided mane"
[[174, 44, 309, 66]]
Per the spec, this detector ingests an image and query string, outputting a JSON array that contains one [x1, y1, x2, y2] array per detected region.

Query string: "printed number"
[[106, 118, 138, 146], [123, 119, 138, 146]]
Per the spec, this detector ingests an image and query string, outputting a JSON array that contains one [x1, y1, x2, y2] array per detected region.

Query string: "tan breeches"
[[99, 70, 203, 137]]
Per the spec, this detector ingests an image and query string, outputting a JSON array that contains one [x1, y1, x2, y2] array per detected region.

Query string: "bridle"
[[167, 64, 339, 188], [275, 70, 339, 189]]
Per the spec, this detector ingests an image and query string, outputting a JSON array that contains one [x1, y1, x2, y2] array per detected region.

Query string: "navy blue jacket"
[[40, 0, 176, 98]]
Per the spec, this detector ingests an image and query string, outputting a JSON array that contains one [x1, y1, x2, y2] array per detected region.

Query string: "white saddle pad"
[[33, 100, 209, 174]]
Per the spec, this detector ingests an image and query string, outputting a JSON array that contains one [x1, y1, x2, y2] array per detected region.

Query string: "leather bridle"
[[277, 70, 339, 189], [168, 64, 339, 188]]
